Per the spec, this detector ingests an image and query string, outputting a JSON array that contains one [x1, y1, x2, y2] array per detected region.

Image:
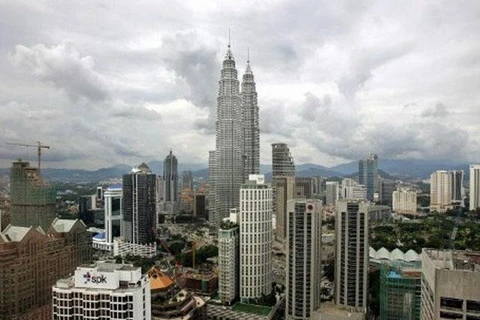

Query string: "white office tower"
[[52, 262, 151, 320], [344, 185, 367, 200], [430, 170, 464, 212], [421, 249, 480, 320], [94, 185, 122, 251], [286, 200, 322, 320], [392, 188, 417, 214], [218, 209, 239, 305], [212, 44, 244, 225], [239, 175, 273, 302], [241, 56, 260, 181], [335, 200, 369, 314], [325, 181, 339, 206], [341, 178, 357, 198], [470, 165, 480, 211]]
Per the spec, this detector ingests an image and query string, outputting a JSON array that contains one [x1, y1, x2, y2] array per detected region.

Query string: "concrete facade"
[[421, 249, 480, 320]]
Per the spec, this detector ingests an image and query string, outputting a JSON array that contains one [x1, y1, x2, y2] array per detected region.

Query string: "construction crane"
[[6, 141, 50, 170]]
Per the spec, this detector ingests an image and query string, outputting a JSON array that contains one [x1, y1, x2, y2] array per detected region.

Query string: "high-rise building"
[[273, 176, 295, 242], [380, 263, 421, 320], [325, 181, 339, 206], [430, 170, 464, 213], [312, 176, 323, 197], [295, 177, 314, 199], [392, 188, 417, 214], [0, 219, 91, 320], [239, 175, 273, 302], [272, 143, 295, 177], [341, 178, 357, 199], [218, 210, 239, 305], [272, 143, 295, 242], [212, 44, 244, 224], [286, 200, 322, 320], [9, 160, 56, 231], [163, 151, 178, 213], [469, 165, 480, 211], [241, 56, 260, 181], [118, 163, 156, 257], [335, 200, 369, 314], [421, 249, 480, 320], [193, 193, 207, 219], [52, 262, 151, 320], [93, 185, 122, 251], [182, 170, 193, 191], [358, 154, 378, 202], [344, 185, 367, 200], [381, 180, 397, 207]]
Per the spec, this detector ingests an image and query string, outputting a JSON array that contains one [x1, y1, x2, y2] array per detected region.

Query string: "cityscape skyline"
[[1, 1, 479, 170]]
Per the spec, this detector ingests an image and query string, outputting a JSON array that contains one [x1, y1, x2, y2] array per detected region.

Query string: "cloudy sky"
[[0, 0, 479, 170]]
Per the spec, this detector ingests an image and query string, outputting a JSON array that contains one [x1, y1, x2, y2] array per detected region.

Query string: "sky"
[[0, 0, 479, 170]]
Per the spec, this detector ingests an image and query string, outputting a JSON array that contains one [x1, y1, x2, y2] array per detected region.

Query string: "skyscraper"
[[272, 143, 295, 241], [218, 210, 239, 305], [9, 160, 56, 231], [335, 200, 369, 314], [182, 170, 193, 191], [286, 200, 322, 320], [326, 181, 339, 206], [274, 176, 295, 241], [163, 150, 178, 213], [430, 170, 464, 212], [241, 55, 260, 181], [295, 177, 314, 199], [239, 175, 273, 302], [212, 44, 244, 224], [392, 188, 417, 214], [359, 154, 378, 202], [119, 163, 156, 257], [272, 143, 295, 177], [470, 165, 480, 211], [96, 184, 122, 251]]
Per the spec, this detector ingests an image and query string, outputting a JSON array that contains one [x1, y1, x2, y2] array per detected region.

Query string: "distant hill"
[[330, 159, 469, 179], [0, 158, 470, 183]]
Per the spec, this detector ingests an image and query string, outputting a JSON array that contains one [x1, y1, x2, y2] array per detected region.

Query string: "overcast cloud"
[[0, 0, 479, 169]]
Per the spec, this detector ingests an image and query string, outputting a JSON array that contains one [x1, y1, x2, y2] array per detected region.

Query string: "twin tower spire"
[[209, 40, 260, 226]]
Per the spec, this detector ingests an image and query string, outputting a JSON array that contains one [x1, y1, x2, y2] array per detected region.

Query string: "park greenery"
[[370, 209, 480, 252]]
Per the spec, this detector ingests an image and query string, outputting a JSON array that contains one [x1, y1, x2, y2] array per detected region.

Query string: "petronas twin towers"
[[209, 43, 260, 225]]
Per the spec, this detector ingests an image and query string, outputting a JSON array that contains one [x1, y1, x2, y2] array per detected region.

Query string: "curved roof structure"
[[369, 247, 421, 262], [147, 266, 174, 291]]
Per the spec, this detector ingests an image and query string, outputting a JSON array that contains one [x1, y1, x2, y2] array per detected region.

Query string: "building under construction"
[[379, 263, 421, 320], [9, 160, 56, 231]]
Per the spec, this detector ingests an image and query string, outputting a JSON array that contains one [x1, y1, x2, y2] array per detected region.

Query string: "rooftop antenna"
[[247, 46, 250, 63], [228, 29, 231, 48]]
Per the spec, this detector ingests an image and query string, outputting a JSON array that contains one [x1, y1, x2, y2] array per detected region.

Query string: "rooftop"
[[147, 266, 174, 291], [424, 248, 480, 272]]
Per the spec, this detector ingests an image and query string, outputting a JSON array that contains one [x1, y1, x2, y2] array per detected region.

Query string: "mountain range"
[[0, 159, 471, 183]]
